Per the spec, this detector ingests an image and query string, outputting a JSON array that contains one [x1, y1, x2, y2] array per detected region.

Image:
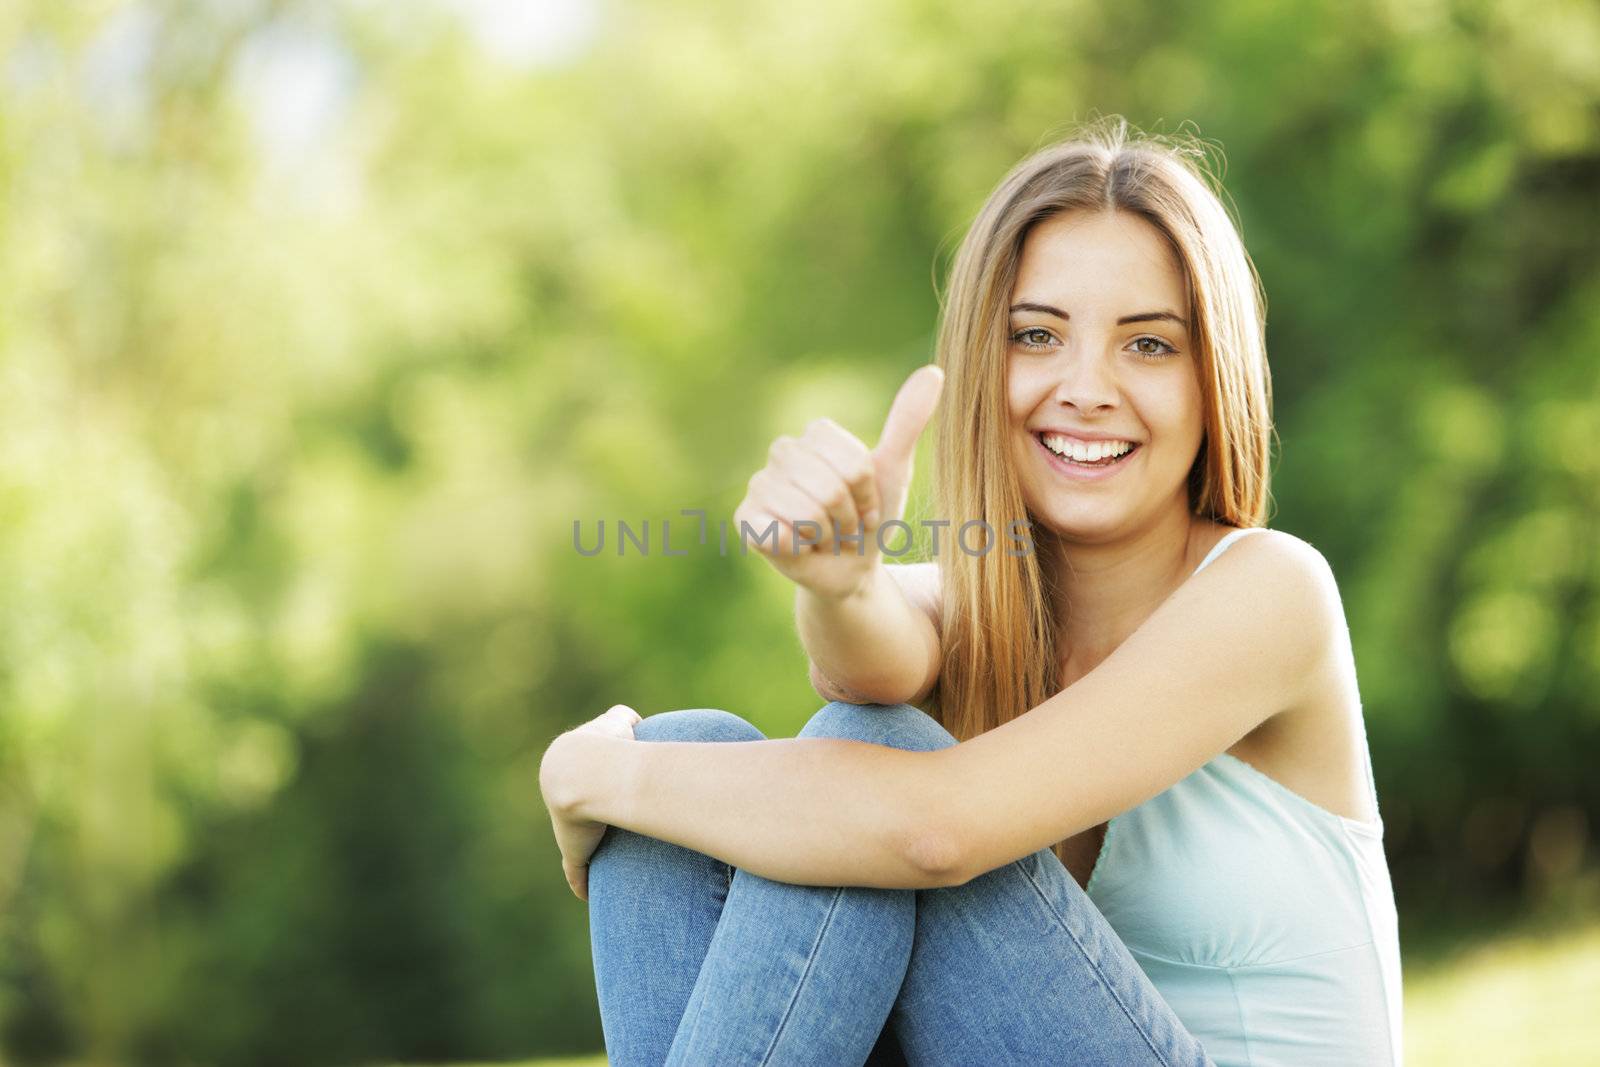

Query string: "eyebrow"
[[1009, 302, 1188, 328]]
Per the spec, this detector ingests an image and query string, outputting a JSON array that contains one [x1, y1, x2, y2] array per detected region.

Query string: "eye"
[[1010, 327, 1056, 351], [1130, 335, 1179, 360]]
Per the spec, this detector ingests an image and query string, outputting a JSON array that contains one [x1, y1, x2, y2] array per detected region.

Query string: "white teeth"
[[1040, 433, 1135, 462]]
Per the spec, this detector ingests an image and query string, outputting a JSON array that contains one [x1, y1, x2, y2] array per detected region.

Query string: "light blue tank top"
[[1085, 527, 1404, 1066]]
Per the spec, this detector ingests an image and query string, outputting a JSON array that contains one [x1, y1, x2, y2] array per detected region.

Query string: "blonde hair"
[[930, 118, 1275, 775]]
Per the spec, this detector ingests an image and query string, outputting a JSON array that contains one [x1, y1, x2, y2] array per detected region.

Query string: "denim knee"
[[635, 708, 766, 744], [798, 701, 957, 753]]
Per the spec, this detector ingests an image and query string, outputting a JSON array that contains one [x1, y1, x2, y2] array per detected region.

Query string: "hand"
[[539, 704, 642, 902], [733, 365, 944, 600]]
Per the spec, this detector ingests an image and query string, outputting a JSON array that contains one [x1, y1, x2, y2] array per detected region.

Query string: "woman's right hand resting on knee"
[[732, 365, 946, 708]]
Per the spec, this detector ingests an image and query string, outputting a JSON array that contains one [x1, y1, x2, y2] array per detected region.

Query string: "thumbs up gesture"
[[733, 365, 944, 600]]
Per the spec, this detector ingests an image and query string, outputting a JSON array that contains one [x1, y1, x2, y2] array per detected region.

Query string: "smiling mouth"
[[1034, 432, 1142, 470]]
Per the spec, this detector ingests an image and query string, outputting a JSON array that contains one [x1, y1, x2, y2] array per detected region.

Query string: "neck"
[[1045, 508, 1218, 686]]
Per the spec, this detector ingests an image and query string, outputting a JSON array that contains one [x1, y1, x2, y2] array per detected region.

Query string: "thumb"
[[871, 365, 944, 520]]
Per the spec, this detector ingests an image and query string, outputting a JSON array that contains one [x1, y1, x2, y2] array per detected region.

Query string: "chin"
[[1024, 499, 1127, 543]]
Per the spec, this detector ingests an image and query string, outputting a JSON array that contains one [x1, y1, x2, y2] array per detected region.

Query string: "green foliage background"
[[0, 0, 1596, 1062]]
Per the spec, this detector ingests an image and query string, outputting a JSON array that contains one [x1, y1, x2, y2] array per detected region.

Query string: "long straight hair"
[[930, 119, 1275, 784]]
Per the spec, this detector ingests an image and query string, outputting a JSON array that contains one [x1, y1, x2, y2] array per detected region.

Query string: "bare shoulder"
[[1184, 526, 1349, 726], [884, 561, 942, 632], [1213, 529, 1375, 824], [1203, 527, 1345, 652], [1216, 525, 1335, 580]]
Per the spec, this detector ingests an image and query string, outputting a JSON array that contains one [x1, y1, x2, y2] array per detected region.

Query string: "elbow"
[[809, 659, 916, 707], [897, 752, 967, 887], [903, 824, 967, 889]]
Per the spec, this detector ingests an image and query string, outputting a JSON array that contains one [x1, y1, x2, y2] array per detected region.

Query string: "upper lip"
[[1033, 429, 1143, 444]]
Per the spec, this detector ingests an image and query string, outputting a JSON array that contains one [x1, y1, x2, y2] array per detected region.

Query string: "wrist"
[[539, 732, 579, 816], [801, 560, 883, 606], [540, 730, 600, 818], [588, 731, 644, 828], [540, 729, 640, 824]]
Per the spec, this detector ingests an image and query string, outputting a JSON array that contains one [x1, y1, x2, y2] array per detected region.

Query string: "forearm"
[[571, 731, 950, 889], [796, 565, 939, 705]]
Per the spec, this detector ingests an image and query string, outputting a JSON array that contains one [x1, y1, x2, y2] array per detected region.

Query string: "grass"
[[1405, 916, 1600, 1065]]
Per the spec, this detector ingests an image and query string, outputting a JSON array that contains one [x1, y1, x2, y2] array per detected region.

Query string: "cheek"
[[1005, 361, 1027, 421], [1181, 382, 1206, 441], [1183, 365, 1205, 422], [1006, 359, 1048, 422], [1147, 378, 1204, 442]]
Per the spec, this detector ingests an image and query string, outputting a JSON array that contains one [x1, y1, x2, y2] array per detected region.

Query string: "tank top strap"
[[1191, 526, 1270, 578]]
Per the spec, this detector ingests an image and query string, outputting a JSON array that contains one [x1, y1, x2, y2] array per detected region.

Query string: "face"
[[1006, 209, 1204, 542]]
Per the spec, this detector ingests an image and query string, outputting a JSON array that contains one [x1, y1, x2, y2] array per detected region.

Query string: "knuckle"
[[840, 431, 869, 456]]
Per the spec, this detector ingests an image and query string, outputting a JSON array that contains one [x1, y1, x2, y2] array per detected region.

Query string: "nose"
[[1050, 348, 1120, 415]]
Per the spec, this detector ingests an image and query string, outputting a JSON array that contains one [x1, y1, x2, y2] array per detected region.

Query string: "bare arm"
[[563, 730, 946, 889], [923, 531, 1340, 884], [559, 530, 1334, 891], [800, 561, 941, 706]]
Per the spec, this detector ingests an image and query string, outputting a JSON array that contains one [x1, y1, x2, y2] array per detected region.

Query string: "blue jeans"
[[588, 701, 1215, 1066]]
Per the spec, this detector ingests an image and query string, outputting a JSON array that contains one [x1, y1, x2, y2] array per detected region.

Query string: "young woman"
[[540, 119, 1403, 1066]]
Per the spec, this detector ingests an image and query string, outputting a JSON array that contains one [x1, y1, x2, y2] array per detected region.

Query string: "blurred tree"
[[0, 0, 1596, 1061]]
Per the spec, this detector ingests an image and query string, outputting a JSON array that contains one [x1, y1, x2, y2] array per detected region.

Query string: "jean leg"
[[588, 708, 766, 1067], [662, 701, 940, 1066], [838, 704, 1215, 1066]]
